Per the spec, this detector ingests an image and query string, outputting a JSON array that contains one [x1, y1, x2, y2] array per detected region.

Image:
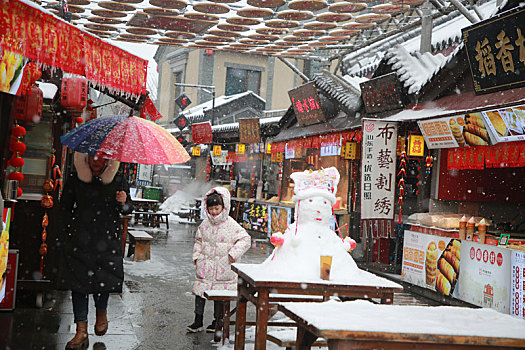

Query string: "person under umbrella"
[[57, 152, 133, 350]]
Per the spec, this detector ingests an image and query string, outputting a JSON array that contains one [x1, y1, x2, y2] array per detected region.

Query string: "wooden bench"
[[127, 230, 153, 261], [132, 211, 169, 229], [267, 329, 327, 350], [204, 290, 324, 344]]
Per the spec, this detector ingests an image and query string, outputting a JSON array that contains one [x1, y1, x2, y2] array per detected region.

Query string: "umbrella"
[[60, 115, 191, 165]]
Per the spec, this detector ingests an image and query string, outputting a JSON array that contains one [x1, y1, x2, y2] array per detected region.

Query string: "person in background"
[[187, 187, 251, 333], [57, 152, 133, 350]]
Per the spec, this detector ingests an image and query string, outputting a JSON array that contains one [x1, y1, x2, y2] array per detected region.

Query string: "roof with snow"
[[312, 70, 367, 113]]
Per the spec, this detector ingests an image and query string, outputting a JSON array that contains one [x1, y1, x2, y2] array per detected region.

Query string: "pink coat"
[[192, 187, 251, 297]]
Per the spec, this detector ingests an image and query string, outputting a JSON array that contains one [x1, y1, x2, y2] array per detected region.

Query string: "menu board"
[[481, 105, 525, 144], [242, 202, 268, 233], [511, 250, 525, 319]]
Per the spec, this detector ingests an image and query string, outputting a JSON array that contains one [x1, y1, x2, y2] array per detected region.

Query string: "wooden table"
[[278, 300, 525, 350], [232, 263, 403, 350], [131, 197, 159, 212]]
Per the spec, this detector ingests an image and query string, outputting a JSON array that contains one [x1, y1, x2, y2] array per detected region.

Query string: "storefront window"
[[225, 67, 261, 96]]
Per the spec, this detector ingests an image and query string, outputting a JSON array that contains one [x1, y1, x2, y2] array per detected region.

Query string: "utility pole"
[[174, 83, 216, 125]]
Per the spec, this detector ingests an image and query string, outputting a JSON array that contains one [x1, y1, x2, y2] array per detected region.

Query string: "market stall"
[[0, 0, 149, 305]]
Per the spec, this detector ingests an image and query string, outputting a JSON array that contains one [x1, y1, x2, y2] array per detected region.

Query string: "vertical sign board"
[[360, 120, 398, 219], [360, 73, 404, 114], [239, 118, 261, 144], [288, 82, 327, 127], [462, 7, 525, 95], [511, 250, 525, 319], [136, 164, 153, 186], [191, 121, 213, 144]]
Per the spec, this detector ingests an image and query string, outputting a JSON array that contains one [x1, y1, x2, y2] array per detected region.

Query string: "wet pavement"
[[0, 221, 439, 350]]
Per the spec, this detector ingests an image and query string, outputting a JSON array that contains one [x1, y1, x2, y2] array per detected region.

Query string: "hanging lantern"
[[10, 141, 26, 154], [17, 187, 23, 197], [11, 125, 26, 137], [41, 194, 54, 208], [43, 179, 54, 192], [425, 154, 434, 173], [84, 99, 97, 121], [12, 85, 43, 124], [61, 75, 88, 109], [75, 116, 84, 124], [8, 171, 23, 182]]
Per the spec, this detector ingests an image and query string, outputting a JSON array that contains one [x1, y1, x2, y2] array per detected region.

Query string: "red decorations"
[[396, 151, 407, 224], [12, 85, 43, 123], [10, 141, 26, 153], [16, 187, 23, 197], [139, 96, 163, 121], [8, 172, 23, 182], [8, 122, 26, 197], [11, 126, 26, 137], [192, 121, 213, 144], [425, 154, 434, 173], [41, 195, 54, 208], [84, 99, 97, 121], [10, 157, 24, 167], [61, 75, 88, 109], [74, 117, 84, 124], [1, 0, 148, 96], [17, 61, 42, 95], [43, 179, 54, 192]]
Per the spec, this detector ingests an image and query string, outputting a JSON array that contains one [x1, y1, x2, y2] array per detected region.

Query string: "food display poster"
[[455, 241, 511, 314], [360, 120, 397, 220], [401, 230, 461, 298], [211, 150, 231, 166], [480, 105, 525, 144], [268, 206, 292, 237], [242, 202, 268, 234], [418, 114, 493, 149], [511, 250, 525, 319]]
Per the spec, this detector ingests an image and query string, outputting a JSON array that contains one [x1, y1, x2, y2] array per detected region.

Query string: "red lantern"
[[42, 213, 49, 228], [10, 141, 26, 154], [39, 242, 48, 256], [11, 157, 24, 168], [12, 126, 26, 137], [17, 187, 23, 197], [43, 179, 54, 192], [41, 194, 54, 208], [12, 85, 43, 123], [61, 75, 88, 109], [8, 172, 23, 182], [75, 117, 84, 124]]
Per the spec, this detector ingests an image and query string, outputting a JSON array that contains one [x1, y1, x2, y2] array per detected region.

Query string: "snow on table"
[[279, 300, 525, 339], [232, 263, 402, 289]]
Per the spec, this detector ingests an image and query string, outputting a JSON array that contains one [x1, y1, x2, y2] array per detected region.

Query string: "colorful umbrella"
[[61, 115, 191, 165]]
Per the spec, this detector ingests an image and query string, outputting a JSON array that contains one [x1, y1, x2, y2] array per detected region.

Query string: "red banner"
[[0, 0, 148, 96], [140, 96, 163, 121], [447, 142, 525, 170]]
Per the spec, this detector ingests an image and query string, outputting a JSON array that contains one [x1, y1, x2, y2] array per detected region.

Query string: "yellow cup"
[[320, 255, 333, 280]]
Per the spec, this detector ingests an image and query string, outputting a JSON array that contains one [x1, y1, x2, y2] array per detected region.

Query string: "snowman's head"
[[290, 167, 340, 205], [295, 195, 333, 226]]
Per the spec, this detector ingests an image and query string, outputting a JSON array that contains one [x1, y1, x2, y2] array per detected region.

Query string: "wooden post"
[[254, 289, 270, 350], [120, 215, 131, 257]]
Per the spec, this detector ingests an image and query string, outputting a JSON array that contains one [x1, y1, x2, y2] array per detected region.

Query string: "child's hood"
[[204, 186, 231, 224]]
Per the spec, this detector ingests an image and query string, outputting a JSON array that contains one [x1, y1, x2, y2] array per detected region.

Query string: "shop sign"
[[320, 143, 341, 157], [288, 82, 327, 127], [268, 206, 292, 237], [396, 136, 406, 156], [360, 120, 398, 220], [192, 121, 213, 144], [241, 202, 268, 233], [211, 150, 230, 166], [0, 250, 18, 311], [418, 114, 495, 149], [174, 114, 189, 130], [192, 146, 201, 157], [236, 143, 246, 155], [456, 241, 511, 313], [511, 250, 525, 319], [284, 143, 295, 159], [401, 230, 460, 296], [462, 6, 525, 95], [360, 73, 404, 114], [271, 152, 283, 163], [266, 142, 271, 154], [408, 135, 425, 157], [136, 164, 153, 186], [239, 118, 261, 144], [213, 145, 222, 156], [342, 142, 358, 159], [175, 94, 191, 111]]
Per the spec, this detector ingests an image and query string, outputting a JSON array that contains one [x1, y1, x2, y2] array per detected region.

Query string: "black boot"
[[186, 314, 203, 333], [206, 319, 217, 333]]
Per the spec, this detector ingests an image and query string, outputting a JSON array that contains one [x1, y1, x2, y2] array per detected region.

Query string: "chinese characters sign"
[[239, 118, 261, 144], [288, 82, 326, 127], [242, 202, 268, 233], [408, 135, 425, 156], [191, 121, 212, 144], [174, 115, 189, 130], [175, 94, 191, 111], [360, 120, 398, 219], [360, 73, 404, 114], [511, 250, 525, 319], [463, 7, 525, 94]]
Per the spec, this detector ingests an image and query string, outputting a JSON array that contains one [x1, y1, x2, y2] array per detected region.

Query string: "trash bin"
[[142, 186, 162, 201]]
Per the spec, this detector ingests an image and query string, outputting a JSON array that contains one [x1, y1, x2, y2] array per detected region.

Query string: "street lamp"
[[174, 83, 216, 125]]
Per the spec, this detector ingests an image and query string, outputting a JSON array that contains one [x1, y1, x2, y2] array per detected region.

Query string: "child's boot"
[[206, 319, 217, 333], [186, 314, 203, 333]]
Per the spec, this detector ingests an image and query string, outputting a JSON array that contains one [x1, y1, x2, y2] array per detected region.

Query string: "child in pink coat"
[[187, 187, 251, 333]]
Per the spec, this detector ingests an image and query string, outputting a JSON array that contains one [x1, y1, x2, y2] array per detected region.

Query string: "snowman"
[[262, 167, 359, 281]]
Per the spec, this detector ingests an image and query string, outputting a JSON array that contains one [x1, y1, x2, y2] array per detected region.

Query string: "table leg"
[[224, 300, 231, 343], [234, 295, 247, 350], [121, 216, 129, 257], [254, 289, 269, 350], [296, 326, 318, 350], [215, 302, 224, 343]]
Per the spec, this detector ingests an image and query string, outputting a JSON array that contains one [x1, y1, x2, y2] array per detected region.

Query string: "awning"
[[384, 85, 525, 122], [272, 111, 361, 142], [1, 0, 148, 97]]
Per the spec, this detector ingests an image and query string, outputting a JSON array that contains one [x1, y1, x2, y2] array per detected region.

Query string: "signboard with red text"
[[511, 250, 525, 319], [288, 82, 326, 127]]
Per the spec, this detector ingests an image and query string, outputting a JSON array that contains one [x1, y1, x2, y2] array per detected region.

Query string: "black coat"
[[56, 170, 133, 294]]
